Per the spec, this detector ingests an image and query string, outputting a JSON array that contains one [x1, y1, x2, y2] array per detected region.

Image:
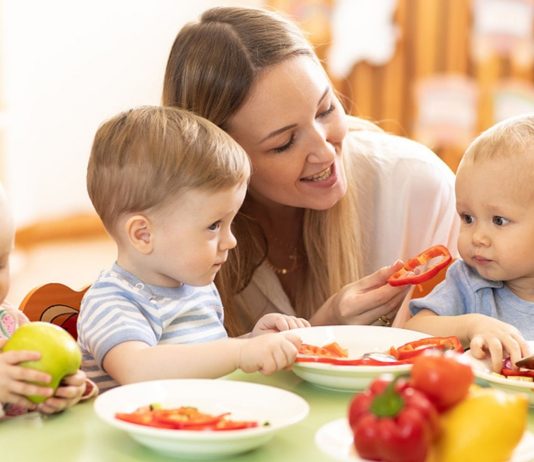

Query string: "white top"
[[233, 121, 460, 327]]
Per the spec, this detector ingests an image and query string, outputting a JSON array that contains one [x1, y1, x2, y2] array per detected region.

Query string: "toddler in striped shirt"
[[79, 106, 309, 391]]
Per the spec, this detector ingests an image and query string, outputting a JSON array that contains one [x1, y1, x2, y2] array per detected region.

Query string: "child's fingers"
[[2, 350, 42, 365], [11, 365, 51, 384], [280, 333, 302, 349], [10, 379, 53, 400]]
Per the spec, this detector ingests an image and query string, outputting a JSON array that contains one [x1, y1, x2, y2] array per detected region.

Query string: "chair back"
[[20, 283, 89, 340]]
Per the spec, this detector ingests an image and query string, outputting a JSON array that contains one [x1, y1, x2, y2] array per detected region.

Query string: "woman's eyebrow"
[[260, 86, 330, 143]]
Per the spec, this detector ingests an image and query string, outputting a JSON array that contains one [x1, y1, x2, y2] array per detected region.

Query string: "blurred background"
[[2, 0, 534, 304]]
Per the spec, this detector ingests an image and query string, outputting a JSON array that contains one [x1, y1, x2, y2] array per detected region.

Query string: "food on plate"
[[295, 336, 463, 366], [496, 357, 534, 381], [348, 376, 439, 462], [1, 321, 82, 403], [387, 245, 452, 287], [389, 336, 463, 360], [298, 341, 348, 358], [347, 350, 528, 462], [428, 386, 528, 462], [115, 405, 264, 431]]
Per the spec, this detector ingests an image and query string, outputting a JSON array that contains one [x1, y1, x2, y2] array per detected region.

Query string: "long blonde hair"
[[162, 7, 370, 336]]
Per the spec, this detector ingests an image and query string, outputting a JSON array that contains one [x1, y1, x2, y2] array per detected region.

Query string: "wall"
[[0, 0, 262, 226]]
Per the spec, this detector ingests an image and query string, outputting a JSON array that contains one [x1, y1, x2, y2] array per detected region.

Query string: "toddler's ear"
[[126, 215, 153, 254]]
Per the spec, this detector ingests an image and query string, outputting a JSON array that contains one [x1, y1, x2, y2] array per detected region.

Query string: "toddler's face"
[[137, 182, 247, 288], [455, 155, 534, 292]]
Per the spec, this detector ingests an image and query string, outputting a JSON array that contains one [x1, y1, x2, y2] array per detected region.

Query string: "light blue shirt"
[[77, 263, 227, 391], [410, 260, 534, 340]]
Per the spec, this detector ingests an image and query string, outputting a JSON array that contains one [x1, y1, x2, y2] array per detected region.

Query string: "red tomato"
[[410, 351, 474, 412]]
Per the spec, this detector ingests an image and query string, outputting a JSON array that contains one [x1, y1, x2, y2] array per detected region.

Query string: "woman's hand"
[[311, 261, 410, 326], [251, 313, 310, 336], [467, 315, 529, 373], [37, 370, 88, 414]]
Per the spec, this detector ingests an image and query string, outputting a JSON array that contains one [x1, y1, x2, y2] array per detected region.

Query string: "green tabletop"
[[2, 370, 534, 462]]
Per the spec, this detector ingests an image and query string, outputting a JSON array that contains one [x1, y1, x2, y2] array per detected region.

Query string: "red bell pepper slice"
[[298, 342, 348, 358], [387, 245, 452, 286], [500, 368, 534, 379], [115, 406, 259, 431], [389, 336, 463, 360], [295, 355, 413, 366]]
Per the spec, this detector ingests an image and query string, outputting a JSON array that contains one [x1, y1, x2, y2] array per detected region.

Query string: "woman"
[[162, 7, 459, 336]]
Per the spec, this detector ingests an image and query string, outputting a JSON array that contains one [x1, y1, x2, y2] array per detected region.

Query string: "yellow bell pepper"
[[428, 386, 528, 462]]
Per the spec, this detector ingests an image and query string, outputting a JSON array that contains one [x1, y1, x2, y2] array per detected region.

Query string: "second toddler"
[[406, 114, 534, 371], [78, 106, 309, 391]]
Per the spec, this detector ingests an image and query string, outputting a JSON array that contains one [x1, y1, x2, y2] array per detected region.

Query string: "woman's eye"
[[208, 221, 221, 231], [493, 216, 509, 226], [273, 135, 295, 153], [317, 103, 335, 118], [460, 213, 473, 224]]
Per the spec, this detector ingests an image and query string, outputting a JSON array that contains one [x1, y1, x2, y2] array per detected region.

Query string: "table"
[[2, 370, 534, 462]]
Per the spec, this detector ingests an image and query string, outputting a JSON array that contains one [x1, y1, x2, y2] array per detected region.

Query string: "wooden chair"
[[20, 283, 89, 340]]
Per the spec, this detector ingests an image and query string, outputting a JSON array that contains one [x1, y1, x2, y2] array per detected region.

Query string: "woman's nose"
[[306, 125, 336, 163]]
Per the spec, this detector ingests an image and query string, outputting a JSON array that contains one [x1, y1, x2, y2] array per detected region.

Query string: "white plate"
[[315, 418, 534, 462], [290, 325, 430, 392], [464, 342, 534, 406], [94, 379, 309, 459]]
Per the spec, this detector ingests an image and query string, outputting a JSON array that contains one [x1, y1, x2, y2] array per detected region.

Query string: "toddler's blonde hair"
[[464, 113, 534, 162], [87, 106, 250, 236]]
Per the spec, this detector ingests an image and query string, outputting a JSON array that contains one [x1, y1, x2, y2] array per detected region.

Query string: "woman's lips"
[[300, 164, 338, 188]]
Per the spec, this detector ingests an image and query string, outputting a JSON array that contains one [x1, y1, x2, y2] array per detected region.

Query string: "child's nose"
[[472, 226, 490, 246], [220, 229, 237, 250]]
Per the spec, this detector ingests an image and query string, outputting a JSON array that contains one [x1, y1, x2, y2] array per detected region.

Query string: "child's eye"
[[208, 221, 221, 231], [492, 216, 509, 226], [272, 134, 295, 154], [317, 103, 335, 118], [460, 213, 473, 224]]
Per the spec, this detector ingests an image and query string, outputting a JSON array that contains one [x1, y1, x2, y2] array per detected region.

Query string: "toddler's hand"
[[37, 370, 88, 414], [238, 333, 302, 375], [468, 316, 529, 372], [251, 313, 310, 336], [0, 349, 53, 408]]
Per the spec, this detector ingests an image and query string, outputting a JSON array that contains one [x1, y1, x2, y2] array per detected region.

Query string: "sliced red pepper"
[[388, 245, 452, 286], [152, 408, 229, 429], [115, 405, 259, 431], [500, 368, 534, 379], [212, 420, 260, 431], [389, 336, 463, 360], [298, 342, 348, 358], [295, 356, 413, 366]]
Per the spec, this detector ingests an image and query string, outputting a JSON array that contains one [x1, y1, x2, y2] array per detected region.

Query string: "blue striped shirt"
[[77, 263, 227, 391]]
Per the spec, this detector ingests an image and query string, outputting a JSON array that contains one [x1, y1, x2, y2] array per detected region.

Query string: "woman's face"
[[227, 56, 348, 211]]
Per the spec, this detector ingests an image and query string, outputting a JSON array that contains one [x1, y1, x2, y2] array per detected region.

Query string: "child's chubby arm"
[[249, 313, 310, 336], [103, 333, 303, 385], [405, 309, 529, 372]]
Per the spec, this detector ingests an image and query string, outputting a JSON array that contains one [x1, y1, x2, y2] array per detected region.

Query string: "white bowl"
[[94, 378, 309, 459], [290, 325, 430, 392], [464, 343, 534, 407]]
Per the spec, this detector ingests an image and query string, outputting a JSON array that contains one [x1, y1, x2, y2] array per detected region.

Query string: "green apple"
[[2, 321, 82, 403]]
